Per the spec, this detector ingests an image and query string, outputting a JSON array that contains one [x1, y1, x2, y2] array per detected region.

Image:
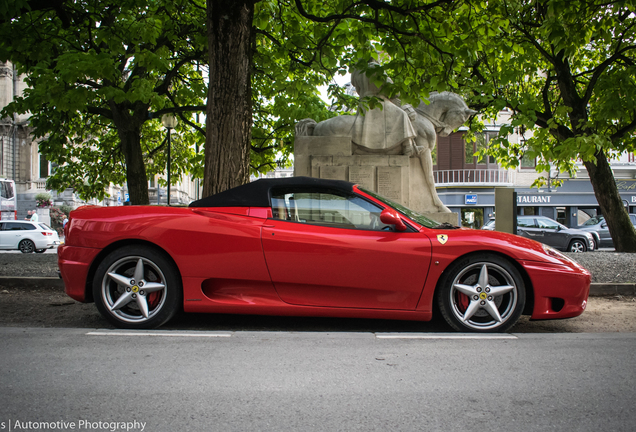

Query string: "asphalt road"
[[1, 328, 635, 432]]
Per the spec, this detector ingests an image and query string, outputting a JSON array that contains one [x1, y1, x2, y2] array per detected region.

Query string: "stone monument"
[[294, 63, 475, 225]]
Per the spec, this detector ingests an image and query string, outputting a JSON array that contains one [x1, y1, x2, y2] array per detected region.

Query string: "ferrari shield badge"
[[437, 234, 449, 245]]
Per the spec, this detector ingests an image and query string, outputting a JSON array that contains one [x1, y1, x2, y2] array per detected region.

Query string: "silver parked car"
[[517, 216, 595, 252], [0, 220, 60, 253], [578, 214, 636, 249], [481, 218, 496, 230]]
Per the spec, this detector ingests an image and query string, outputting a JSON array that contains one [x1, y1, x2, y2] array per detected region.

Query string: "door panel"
[[261, 220, 431, 310], [536, 218, 566, 249]]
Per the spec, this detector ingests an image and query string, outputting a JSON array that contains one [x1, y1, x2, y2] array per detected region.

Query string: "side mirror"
[[601, 223, 607, 228], [380, 208, 407, 232]]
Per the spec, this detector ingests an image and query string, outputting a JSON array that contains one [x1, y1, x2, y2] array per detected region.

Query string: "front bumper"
[[521, 260, 591, 320]]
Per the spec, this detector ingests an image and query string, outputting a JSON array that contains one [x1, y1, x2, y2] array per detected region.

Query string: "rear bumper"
[[58, 244, 101, 303], [521, 260, 591, 320]]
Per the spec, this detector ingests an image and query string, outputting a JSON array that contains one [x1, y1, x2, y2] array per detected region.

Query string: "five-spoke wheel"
[[93, 246, 181, 329], [438, 254, 525, 332]]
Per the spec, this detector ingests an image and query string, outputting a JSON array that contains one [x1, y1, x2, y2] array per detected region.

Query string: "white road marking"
[[86, 331, 232, 338], [85, 330, 516, 339], [376, 333, 517, 340]]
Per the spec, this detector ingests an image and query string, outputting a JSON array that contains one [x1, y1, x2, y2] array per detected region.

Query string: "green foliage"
[[449, 0, 636, 185], [0, 0, 207, 202], [34, 193, 52, 208], [3, 0, 633, 206]]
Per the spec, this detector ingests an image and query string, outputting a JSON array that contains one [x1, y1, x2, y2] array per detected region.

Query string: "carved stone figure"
[[349, 63, 417, 153], [296, 87, 475, 213]]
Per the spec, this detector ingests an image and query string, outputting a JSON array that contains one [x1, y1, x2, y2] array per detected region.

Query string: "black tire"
[[19, 239, 36, 254], [437, 254, 526, 333], [568, 239, 587, 253], [34, 249, 46, 254], [92, 245, 182, 329]]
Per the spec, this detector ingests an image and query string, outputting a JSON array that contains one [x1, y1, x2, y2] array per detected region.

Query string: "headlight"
[[542, 243, 586, 269], [543, 243, 573, 261]]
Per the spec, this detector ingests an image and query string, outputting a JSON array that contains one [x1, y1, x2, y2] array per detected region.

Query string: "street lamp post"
[[161, 114, 178, 206]]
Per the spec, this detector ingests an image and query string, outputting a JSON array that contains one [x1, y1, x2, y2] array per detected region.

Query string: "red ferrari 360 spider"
[[58, 177, 591, 332]]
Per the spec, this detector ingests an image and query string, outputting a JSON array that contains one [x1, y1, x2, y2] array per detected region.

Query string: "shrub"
[[49, 206, 66, 229], [35, 192, 52, 208]]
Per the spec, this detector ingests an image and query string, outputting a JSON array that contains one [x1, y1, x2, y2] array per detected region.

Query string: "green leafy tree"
[[454, 0, 636, 252], [203, 0, 461, 196], [0, 0, 207, 204], [243, 0, 636, 251]]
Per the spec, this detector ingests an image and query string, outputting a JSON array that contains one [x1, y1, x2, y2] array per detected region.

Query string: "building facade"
[[433, 111, 636, 228]]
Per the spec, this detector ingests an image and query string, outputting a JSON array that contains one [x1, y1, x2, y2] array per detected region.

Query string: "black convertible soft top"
[[189, 177, 355, 208]]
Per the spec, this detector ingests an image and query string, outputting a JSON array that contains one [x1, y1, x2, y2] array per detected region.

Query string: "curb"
[[0, 276, 65, 289], [1, 277, 635, 297], [589, 283, 636, 297]]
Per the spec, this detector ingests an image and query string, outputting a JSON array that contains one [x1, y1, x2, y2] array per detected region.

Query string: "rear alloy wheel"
[[438, 254, 526, 332], [568, 239, 587, 253], [18, 239, 36, 254], [93, 246, 181, 329]]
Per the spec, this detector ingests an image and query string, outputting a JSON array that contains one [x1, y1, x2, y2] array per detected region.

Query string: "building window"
[[466, 133, 496, 165], [520, 152, 536, 168], [39, 154, 49, 178], [465, 139, 474, 164]]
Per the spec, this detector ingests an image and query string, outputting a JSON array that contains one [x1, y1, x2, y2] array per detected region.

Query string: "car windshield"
[[359, 187, 441, 228], [583, 216, 604, 226]]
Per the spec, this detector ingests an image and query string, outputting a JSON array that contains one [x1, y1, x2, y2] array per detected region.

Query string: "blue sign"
[[124, 193, 130, 202], [465, 194, 478, 205]]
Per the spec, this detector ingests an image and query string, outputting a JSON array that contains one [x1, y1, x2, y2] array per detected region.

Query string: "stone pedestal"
[[36, 208, 51, 226], [294, 136, 459, 225]]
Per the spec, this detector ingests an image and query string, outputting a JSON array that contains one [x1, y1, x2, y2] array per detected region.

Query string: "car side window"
[[22, 224, 37, 230], [4, 222, 24, 231], [517, 217, 536, 228], [536, 218, 559, 229], [271, 189, 390, 231]]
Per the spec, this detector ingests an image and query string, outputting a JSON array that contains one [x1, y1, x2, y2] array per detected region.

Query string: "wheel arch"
[[432, 250, 535, 317], [567, 236, 588, 252], [83, 239, 183, 304]]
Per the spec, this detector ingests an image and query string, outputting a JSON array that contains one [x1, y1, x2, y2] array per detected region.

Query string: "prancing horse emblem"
[[437, 234, 448, 244]]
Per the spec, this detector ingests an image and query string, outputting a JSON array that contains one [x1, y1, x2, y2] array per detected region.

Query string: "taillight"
[[41, 232, 53, 236]]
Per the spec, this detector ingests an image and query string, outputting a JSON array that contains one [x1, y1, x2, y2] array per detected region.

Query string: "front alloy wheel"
[[93, 246, 181, 329], [438, 255, 525, 332], [568, 239, 587, 253]]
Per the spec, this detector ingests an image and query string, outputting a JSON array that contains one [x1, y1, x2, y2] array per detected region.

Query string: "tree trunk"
[[119, 129, 150, 205], [584, 151, 636, 252], [110, 103, 150, 205], [203, 0, 254, 197]]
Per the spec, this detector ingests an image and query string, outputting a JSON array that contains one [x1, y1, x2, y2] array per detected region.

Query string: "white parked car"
[[0, 220, 60, 253]]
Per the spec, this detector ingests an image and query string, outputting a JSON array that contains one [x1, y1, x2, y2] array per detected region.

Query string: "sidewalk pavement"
[[1, 276, 634, 297]]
